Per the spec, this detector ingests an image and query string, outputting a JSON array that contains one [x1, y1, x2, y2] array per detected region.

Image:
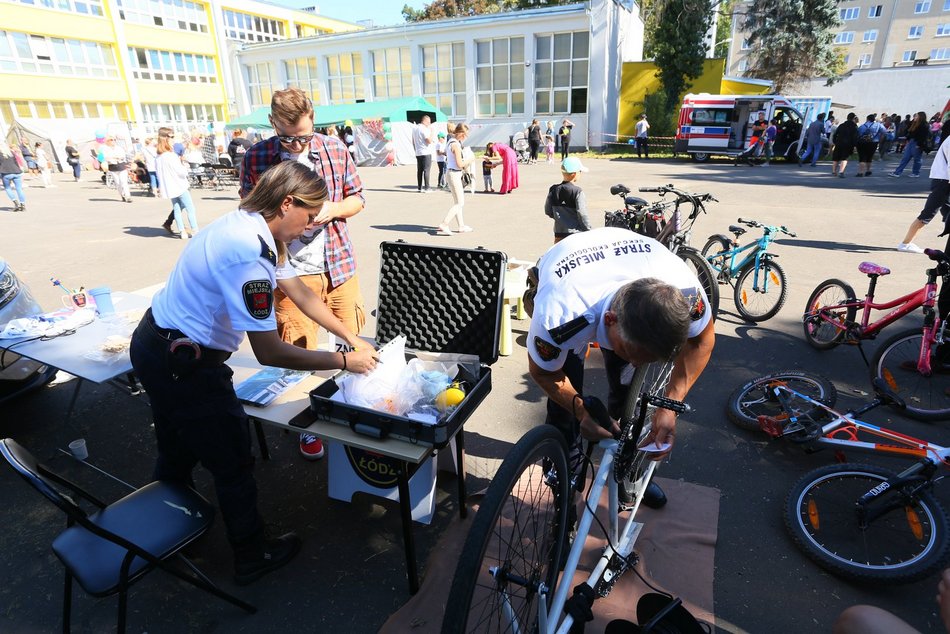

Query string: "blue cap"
[[561, 157, 588, 173]]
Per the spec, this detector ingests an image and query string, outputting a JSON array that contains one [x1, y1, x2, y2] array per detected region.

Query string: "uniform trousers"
[[273, 272, 365, 350], [130, 317, 262, 547]]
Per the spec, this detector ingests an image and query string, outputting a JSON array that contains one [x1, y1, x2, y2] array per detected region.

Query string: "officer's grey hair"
[[610, 278, 690, 361]]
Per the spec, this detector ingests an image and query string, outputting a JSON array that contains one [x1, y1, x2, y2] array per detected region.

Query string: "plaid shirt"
[[240, 134, 365, 287]]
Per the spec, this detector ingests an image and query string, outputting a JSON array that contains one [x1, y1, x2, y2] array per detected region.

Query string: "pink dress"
[[494, 143, 520, 194]]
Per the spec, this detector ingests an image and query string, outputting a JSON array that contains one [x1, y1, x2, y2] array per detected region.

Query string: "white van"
[[674, 94, 829, 162]]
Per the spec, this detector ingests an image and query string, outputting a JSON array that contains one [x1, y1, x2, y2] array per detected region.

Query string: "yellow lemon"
[[435, 382, 466, 411]]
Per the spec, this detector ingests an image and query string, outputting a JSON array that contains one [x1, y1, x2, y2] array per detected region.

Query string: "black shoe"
[[233, 531, 302, 585], [162, 221, 175, 235], [642, 481, 667, 509]]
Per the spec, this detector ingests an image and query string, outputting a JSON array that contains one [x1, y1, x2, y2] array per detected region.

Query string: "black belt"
[[145, 308, 232, 367], [448, 168, 462, 172]]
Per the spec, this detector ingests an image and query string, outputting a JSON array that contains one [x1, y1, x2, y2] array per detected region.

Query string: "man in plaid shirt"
[[240, 87, 367, 460]]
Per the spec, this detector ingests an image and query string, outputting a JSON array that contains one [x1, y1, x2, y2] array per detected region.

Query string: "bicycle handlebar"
[[925, 248, 949, 263], [637, 184, 718, 204], [736, 218, 796, 237]]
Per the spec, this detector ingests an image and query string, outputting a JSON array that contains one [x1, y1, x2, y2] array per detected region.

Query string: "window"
[[475, 36, 525, 116], [690, 109, 730, 125], [869, 4, 883, 17], [117, 0, 208, 34], [128, 47, 216, 83], [938, 23, 950, 36], [740, 38, 750, 50], [0, 30, 118, 78], [834, 31, 855, 44], [5, 0, 103, 16], [933, 46, 950, 59], [246, 62, 274, 109], [140, 102, 223, 126], [863, 30, 878, 42], [421, 42, 466, 117], [533, 31, 588, 115], [903, 50, 918, 61], [737, 58, 749, 72], [858, 53, 872, 66], [284, 57, 321, 104], [909, 25, 924, 38], [840, 7, 859, 20], [371, 47, 411, 100], [223, 10, 285, 42], [945, 0, 950, 9], [916, 1, 932, 13], [325, 53, 364, 104]]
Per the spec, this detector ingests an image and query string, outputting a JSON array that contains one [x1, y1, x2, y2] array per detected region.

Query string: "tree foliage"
[[740, 0, 841, 92], [649, 0, 716, 106], [402, 0, 575, 22]]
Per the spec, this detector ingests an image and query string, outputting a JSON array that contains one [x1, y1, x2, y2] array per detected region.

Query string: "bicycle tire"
[[870, 328, 950, 421], [676, 247, 720, 319], [701, 235, 732, 284], [615, 360, 675, 490], [733, 259, 787, 322], [726, 371, 837, 432], [442, 425, 571, 634], [784, 463, 950, 584], [802, 279, 857, 350]]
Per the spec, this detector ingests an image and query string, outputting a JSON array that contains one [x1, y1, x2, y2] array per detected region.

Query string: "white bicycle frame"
[[535, 440, 658, 634]]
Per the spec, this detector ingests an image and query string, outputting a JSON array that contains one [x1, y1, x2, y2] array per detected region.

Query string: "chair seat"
[[52, 481, 214, 596], [858, 261, 890, 276]]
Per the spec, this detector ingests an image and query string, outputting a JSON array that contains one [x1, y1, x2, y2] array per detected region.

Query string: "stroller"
[[512, 131, 531, 164]]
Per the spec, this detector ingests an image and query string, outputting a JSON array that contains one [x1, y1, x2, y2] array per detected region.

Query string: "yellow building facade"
[[0, 0, 357, 134]]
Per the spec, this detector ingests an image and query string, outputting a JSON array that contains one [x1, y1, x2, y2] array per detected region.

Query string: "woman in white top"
[[154, 126, 199, 239], [438, 123, 476, 236], [101, 135, 132, 202], [34, 142, 53, 187]]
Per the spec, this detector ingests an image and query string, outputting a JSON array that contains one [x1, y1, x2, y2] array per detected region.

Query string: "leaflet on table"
[[0, 308, 96, 339], [235, 367, 313, 406], [330, 335, 473, 425]]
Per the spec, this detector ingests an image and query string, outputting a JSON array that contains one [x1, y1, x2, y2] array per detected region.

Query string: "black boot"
[[642, 481, 667, 509], [233, 528, 302, 586]]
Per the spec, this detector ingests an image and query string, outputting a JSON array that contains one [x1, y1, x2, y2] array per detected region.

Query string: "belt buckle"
[[170, 337, 202, 361]]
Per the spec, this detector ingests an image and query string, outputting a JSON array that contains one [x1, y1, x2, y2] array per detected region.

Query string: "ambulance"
[[674, 94, 831, 162]]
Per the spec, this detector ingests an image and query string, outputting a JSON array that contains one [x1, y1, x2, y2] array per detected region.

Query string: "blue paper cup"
[[87, 286, 115, 315]]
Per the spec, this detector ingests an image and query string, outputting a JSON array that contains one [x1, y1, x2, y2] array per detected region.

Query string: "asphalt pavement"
[[1, 152, 946, 633]]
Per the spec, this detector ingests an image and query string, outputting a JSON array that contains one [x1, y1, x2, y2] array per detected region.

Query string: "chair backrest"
[[217, 156, 233, 167], [0, 438, 88, 520]]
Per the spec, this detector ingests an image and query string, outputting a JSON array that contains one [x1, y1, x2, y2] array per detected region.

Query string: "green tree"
[[637, 91, 677, 137], [740, 0, 841, 92], [402, 0, 575, 22], [650, 0, 716, 106], [713, 0, 736, 59]]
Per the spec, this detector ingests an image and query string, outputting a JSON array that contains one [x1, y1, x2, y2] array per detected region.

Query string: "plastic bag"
[[339, 336, 412, 413]]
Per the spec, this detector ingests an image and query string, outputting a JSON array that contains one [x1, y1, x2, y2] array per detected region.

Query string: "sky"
[[274, 1, 429, 27]]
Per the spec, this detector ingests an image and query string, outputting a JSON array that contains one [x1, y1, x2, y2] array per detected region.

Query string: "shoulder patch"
[[243, 280, 273, 320], [258, 235, 277, 267], [534, 337, 561, 362], [682, 288, 707, 321]]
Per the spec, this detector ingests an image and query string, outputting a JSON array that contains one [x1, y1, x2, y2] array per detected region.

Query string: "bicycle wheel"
[[802, 279, 857, 350], [614, 360, 675, 492], [726, 371, 837, 432], [443, 425, 570, 634], [870, 328, 950, 421], [701, 235, 731, 284], [733, 259, 787, 322], [676, 247, 720, 319], [785, 463, 950, 584]]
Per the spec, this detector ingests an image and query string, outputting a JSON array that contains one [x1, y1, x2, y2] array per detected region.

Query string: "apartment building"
[[726, 0, 950, 75], [0, 0, 357, 134]]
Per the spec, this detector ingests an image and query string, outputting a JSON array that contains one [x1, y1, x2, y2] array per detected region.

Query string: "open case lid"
[[375, 241, 506, 365]]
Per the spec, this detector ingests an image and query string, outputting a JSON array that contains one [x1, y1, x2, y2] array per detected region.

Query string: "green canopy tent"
[[223, 107, 271, 130]]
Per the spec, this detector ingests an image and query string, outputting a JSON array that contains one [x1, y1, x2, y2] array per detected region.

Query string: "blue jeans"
[[70, 162, 81, 179], [171, 189, 199, 233], [2, 173, 25, 203], [148, 170, 158, 192], [893, 140, 923, 176], [801, 141, 822, 166]]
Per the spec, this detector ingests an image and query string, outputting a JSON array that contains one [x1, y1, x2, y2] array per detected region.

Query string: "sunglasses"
[[276, 132, 315, 145]]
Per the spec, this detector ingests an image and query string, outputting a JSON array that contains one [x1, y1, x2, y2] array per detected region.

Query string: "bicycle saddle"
[[858, 262, 890, 277], [624, 196, 649, 209], [728, 225, 746, 237]]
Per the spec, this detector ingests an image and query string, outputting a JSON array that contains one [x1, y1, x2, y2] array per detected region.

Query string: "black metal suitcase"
[[308, 240, 506, 447]]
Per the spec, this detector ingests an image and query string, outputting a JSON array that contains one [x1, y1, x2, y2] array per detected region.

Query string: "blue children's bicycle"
[[701, 218, 795, 322]]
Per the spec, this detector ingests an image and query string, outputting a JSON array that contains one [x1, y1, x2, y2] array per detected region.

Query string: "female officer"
[[130, 160, 377, 585]]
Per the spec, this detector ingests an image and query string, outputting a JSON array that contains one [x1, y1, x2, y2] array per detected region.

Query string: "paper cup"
[[68, 439, 88, 460], [87, 286, 115, 315]]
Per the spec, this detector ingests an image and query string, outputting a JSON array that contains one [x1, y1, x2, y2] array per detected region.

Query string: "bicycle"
[[442, 360, 689, 633], [701, 219, 795, 322], [802, 249, 950, 421], [605, 183, 721, 317], [727, 371, 950, 584]]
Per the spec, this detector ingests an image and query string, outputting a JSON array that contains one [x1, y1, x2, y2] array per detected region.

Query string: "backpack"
[[858, 123, 874, 144]]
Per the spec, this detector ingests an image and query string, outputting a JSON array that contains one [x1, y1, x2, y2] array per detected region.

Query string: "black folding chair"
[[0, 438, 256, 633]]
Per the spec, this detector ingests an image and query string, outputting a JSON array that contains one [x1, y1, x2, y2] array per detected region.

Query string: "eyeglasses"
[[276, 132, 315, 145]]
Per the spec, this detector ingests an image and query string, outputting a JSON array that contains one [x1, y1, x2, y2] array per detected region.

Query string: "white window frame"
[[0, 30, 118, 78], [737, 58, 749, 72], [223, 10, 285, 43], [5, 0, 104, 16], [421, 42, 466, 117], [937, 23, 950, 36], [903, 49, 918, 61], [246, 62, 274, 109], [475, 36, 525, 117], [284, 57, 321, 104], [325, 52, 364, 104], [128, 47, 216, 84], [840, 7, 860, 20], [909, 25, 924, 38], [834, 31, 855, 44], [868, 4, 883, 17], [533, 31, 589, 116], [932, 46, 950, 59], [858, 53, 872, 66], [117, 0, 208, 33], [863, 30, 878, 43], [916, 1, 933, 14], [370, 47, 411, 100], [740, 38, 751, 50]]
